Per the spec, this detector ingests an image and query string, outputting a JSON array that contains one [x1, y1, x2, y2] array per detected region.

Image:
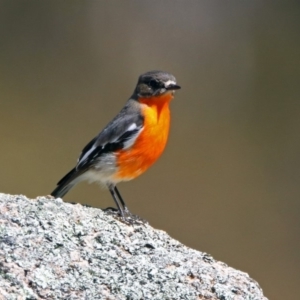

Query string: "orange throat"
[[114, 93, 173, 181]]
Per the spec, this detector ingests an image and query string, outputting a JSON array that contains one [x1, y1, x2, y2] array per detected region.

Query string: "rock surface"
[[0, 193, 267, 300]]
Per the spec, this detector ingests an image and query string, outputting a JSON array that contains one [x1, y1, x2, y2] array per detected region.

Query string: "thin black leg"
[[108, 184, 125, 219], [114, 186, 129, 213]]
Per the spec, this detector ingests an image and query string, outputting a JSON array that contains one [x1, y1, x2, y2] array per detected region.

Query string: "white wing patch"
[[127, 123, 137, 131], [77, 144, 96, 166], [123, 124, 143, 150], [76, 122, 143, 169]]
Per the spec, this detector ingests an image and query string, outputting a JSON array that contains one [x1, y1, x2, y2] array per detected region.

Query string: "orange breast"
[[114, 94, 173, 181]]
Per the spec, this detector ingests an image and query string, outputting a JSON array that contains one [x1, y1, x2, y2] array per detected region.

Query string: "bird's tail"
[[51, 168, 83, 198]]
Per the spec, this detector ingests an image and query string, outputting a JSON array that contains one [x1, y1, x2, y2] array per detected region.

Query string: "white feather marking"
[[123, 127, 144, 150], [127, 123, 137, 131], [164, 80, 176, 87], [78, 144, 96, 165]]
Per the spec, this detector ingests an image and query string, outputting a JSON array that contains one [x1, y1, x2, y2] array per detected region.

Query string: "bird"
[[51, 70, 181, 219]]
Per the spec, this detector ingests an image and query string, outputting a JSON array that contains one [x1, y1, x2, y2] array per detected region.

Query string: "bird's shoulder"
[[76, 100, 144, 169]]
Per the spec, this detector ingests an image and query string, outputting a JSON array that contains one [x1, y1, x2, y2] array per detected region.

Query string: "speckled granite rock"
[[0, 194, 267, 300]]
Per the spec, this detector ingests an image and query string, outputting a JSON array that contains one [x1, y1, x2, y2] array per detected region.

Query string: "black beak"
[[166, 84, 181, 91]]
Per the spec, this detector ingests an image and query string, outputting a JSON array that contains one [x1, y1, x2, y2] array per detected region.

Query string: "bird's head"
[[134, 70, 181, 99]]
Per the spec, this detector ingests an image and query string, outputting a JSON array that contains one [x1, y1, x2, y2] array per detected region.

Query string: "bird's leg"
[[114, 186, 130, 214], [108, 184, 126, 219], [114, 185, 147, 224], [107, 184, 145, 224]]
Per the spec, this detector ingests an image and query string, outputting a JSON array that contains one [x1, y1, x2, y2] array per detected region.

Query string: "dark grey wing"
[[76, 111, 144, 170], [51, 101, 144, 198]]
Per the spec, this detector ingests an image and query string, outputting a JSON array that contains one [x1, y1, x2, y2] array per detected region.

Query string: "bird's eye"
[[149, 80, 161, 89]]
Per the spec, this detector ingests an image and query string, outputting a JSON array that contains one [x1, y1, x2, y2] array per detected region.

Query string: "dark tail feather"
[[51, 168, 82, 198]]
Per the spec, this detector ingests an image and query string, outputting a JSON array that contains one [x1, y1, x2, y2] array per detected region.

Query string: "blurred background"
[[0, 1, 299, 299]]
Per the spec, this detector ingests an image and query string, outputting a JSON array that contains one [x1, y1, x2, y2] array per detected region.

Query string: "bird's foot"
[[103, 207, 148, 225]]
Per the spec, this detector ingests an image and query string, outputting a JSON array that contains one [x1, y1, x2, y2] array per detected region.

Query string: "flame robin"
[[51, 70, 181, 219]]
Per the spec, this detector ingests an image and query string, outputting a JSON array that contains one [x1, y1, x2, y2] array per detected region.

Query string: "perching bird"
[[51, 70, 180, 219]]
